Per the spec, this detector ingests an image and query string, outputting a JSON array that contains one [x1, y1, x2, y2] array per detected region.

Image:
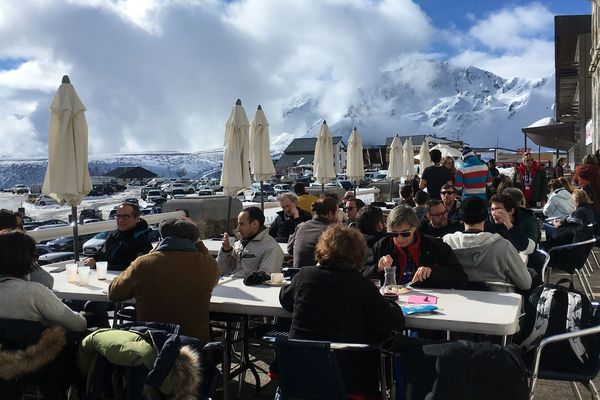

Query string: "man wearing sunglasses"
[[419, 199, 463, 238], [440, 183, 461, 223], [344, 198, 365, 225]]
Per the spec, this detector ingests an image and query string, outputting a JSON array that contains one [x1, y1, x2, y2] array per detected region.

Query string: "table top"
[[45, 268, 521, 336], [202, 239, 289, 256]]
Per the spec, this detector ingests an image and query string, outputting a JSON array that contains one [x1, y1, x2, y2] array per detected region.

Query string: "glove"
[[243, 271, 269, 286]]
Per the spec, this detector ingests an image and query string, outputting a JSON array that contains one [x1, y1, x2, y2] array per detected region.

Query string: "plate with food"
[[264, 280, 291, 287], [383, 285, 412, 295]]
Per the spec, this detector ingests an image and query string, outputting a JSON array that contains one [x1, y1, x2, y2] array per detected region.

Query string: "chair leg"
[[575, 270, 595, 300], [592, 250, 600, 270], [570, 381, 583, 400], [529, 375, 538, 400], [582, 270, 596, 300], [587, 379, 600, 400]]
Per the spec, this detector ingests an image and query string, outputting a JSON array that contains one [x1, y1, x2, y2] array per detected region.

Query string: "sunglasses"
[[440, 191, 454, 195], [388, 229, 415, 238], [345, 206, 355, 211]]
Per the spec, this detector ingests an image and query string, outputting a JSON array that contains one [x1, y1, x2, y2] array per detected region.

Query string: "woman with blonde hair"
[[442, 156, 457, 183], [280, 224, 405, 398]]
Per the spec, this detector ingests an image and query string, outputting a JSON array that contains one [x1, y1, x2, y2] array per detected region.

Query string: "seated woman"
[[288, 195, 338, 268], [543, 179, 575, 220], [280, 224, 405, 398], [545, 189, 597, 245], [354, 205, 387, 267], [365, 205, 468, 289]]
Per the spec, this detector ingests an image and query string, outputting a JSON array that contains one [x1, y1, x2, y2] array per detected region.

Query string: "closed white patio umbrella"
[[249, 105, 275, 210], [42, 75, 92, 261], [346, 127, 364, 197], [220, 99, 251, 231], [403, 137, 416, 179], [387, 135, 403, 201], [313, 120, 335, 193], [419, 139, 432, 174]]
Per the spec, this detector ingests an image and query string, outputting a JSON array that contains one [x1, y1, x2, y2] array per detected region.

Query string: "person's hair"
[[315, 224, 366, 271], [159, 218, 200, 242], [583, 154, 597, 165], [342, 191, 355, 201], [424, 199, 444, 214], [443, 156, 455, 168], [502, 187, 526, 207], [413, 190, 429, 206], [441, 183, 455, 192], [293, 182, 307, 195], [573, 189, 593, 207], [242, 206, 265, 227], [548, 179, 563, 192], [312, 196, 338, 216], [278, 192, 298, 204], [558, 177, 574, 193], [556, 157, 566, 165], [496, 179, 513, 195], [400, 184, 413, 199], [387, 206, 420, 231], [488, 159, 496, 164], [459, 196, 489, 225], [120, 202, 140, 218], [490, 193, 518, 213], [0, 209, 18, 230], [429, 149, 442, 163], [346, 198, 365, 211], [0, 230, 37, 276], [355, 205, 385, 235]]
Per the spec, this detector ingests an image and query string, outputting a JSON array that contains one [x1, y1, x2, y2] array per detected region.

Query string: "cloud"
[[447, 3, 556, 79], [0, 0, 437, 157]]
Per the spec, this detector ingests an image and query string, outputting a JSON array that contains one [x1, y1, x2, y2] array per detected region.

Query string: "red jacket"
[[575, 164, 600, 214], [515, 161, 543, 201]]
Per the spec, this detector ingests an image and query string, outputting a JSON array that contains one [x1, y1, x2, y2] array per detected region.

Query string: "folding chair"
[[529, 324, 600, 399], [264, 336, 388, 400]]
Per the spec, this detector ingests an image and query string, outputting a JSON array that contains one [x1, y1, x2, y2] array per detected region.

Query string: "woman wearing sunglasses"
[[364, 206, 468, 289]]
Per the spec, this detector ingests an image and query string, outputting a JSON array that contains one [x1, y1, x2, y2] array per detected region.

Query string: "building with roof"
[[103, 166, 157, 184], [275, 137, 347, 174]]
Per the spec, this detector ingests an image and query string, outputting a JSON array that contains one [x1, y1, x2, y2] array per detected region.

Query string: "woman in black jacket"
[[280, 224, 405, 397], [365, 205, 468, 289]]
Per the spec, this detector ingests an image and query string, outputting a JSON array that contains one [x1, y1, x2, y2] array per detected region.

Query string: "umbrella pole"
[[321, 183, 324, 194], [71, 206, 80, 261], [353, 179, 357, 198], [260, 180, 264, 211], [389, 179, 393, 202], [226, 196, 232, 234]]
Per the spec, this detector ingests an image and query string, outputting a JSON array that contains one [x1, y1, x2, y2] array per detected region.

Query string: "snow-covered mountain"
[[278, 59, 554, 148]]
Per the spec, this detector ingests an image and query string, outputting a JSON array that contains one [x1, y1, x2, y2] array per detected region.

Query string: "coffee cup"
[[66, 263, 78, 283], [96, 261, 108, 280], [270, 272, 284, 284]]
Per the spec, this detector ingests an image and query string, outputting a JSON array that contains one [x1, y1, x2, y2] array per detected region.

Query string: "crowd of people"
[[2, 146, 600, 399]]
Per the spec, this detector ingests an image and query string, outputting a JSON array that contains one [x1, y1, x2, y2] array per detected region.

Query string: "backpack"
[[518, 279, 600, 372]]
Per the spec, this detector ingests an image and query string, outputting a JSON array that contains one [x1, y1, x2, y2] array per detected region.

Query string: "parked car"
[[169, 189, 187, 199], [124, 197, 140, 206], [83, 230, 111, 256], [140, 186, 152, 200], [25, 194, 39, 203], [273, 184, 293, 195], [109, 207, 118, 220], [147, 190, 165, 203], [47, 233, 96, 252], [35, 195, 59, 206], [337, 180, 354, 191], [12, 184, 29, 194], [32, 219, 68, 228], [79, 207, 102, 221], [140, 206, 155, 216], [35, 244, 53, 256], [37, 252, 75, 266], [82, 219, 101, 224], [197, 187, 214, 196], [250, 182, 276, 197]]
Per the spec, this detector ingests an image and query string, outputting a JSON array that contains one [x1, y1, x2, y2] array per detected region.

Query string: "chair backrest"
[[548, 238, 596, 274], [273, 337, 348, 400]]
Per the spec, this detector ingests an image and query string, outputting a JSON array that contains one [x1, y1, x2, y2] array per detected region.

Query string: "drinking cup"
[[270, 272, 284, 284], [66, 263, 78, 283], [78, 266, 90, 285], [96, 261, 108, 280]]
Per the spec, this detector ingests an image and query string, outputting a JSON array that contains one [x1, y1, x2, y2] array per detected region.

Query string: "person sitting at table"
[[413, 190, 429, 221], [491, 190, 540, 248], [544, 189, 597, 244], [354, 205, 387, 267], [0, 209, 53, 289], [443, 197, 532, 290], [268, 193, 312, 243], [543, 179, 575, 220], [288, 196, 338, 268], [365, 205, 467, 289], [218, 206, 284, 278], [419, 199, 463, 238], [440, 184, 461, 223], [293, 182, 319, 215], [344, 197, 365, 226], [280, 224, 405, 398], [109, 218, 219, 341], [399, 184, 415, 207], [83, 202, 153, 271]]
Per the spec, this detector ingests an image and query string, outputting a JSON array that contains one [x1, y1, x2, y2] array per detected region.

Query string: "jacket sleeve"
[[268, 216, 281, 238], [36, 285, 87, 332], [287, 224, 299, 255], [543, 195, 555, 217], [279, 277, 296, 312], [217, 246, 237, 276], [503, 242, 532, 290], [108, 261, 138, 303], [419, 238, 468, 289], [29, 264, 54, 289], [258, 241, 285, 275], [362, 240, 383, 280], [507, 226, 534, 253]]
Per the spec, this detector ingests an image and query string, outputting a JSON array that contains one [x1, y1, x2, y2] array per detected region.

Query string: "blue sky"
[[0, 0, 593, 157]]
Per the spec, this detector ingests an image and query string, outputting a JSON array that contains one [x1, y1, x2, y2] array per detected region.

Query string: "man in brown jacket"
[[109, 218, 219, 341]]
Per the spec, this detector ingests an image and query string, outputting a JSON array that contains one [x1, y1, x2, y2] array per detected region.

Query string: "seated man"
[[443, 197, 532, 290], [399, 184, 415, 207], [440, 184, 461, 223], [84, 202, 153, 271], [419, 199, 463, 238], [269, 193, 311, 243], [344, 197, 365, 225], [109, 218, 219, 341], [354, 205, 387, 267], [218, 206, 284, 278], [413, 190, 429, 221]]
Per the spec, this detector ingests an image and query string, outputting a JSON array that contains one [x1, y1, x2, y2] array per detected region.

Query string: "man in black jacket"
[[268, 193, 311, 243], [419, 200, 463, 238]]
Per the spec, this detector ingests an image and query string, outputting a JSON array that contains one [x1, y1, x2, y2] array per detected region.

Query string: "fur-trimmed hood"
[[0, 324, 66, 380]]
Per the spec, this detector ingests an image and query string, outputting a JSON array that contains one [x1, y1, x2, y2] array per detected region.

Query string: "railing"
[[28, 210, 186, 242]]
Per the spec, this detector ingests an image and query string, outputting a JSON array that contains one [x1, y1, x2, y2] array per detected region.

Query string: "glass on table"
[[96, 261, 108, 280], [78, 266, 90, 285], [66, 263, 78, 283]]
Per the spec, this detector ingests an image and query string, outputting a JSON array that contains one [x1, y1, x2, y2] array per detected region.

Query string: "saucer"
[[264, 280, 290, 286]]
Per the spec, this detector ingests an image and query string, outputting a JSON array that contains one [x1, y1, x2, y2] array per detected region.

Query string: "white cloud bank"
[[0, 0, 563, 157]]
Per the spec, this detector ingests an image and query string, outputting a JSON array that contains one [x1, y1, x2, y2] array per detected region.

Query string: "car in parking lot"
[[80, 207, 102, 221], [197, 186, 214, 196], [26, 219, 69, 231], [250, 182, 276, 197], [124, 198, 139, 205], [47, 233, 96, 252], [169, 189, 187, 199], [273, 184, 292, 195], [147, 190, 165, 203], [37, 252, 75, 266], [12, 184, 29, 194], [35, 195, 59, 206], [83, 230, 111, 255]]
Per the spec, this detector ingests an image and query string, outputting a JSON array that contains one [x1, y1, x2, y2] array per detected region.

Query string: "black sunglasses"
[[388, 229, 414, 238], [440, 191, 454, 195]]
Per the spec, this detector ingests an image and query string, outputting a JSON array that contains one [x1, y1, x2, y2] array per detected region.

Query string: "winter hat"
[[462, 146, 476, 160], [459, 196, 488, 225]]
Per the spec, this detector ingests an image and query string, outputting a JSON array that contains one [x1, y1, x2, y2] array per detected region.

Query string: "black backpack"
[[518, 279, 600, 373]]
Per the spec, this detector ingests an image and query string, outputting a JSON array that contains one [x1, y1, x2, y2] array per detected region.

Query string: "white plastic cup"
[[270, 272, 284, 284], [66, 263, 78, 283], [96, 261, 108, 280], [78, 266, 90, 285]]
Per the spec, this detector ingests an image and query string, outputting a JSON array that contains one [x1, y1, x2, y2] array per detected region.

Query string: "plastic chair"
[[264, 336, 388, 400], [529, 324, 600, 399], [545, 238, 596, 300]]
